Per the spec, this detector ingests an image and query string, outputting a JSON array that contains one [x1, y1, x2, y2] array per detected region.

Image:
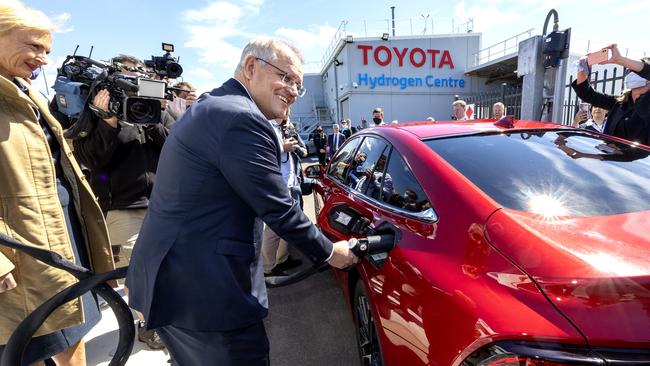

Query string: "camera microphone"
[[114, 78, 139, 93]]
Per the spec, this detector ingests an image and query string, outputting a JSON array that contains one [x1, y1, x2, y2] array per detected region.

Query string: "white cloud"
[[454, 2, 521, 33], [188, 67, 215, 79], [50, 12, 74, 33], [182, 2, 248, 69], [242, 0, 264, 14], [275, 25, 338, 49], [183, 2, 242, 23]]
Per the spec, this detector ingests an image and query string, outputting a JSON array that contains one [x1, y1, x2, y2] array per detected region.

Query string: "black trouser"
[[157, 322, 270, 366], [317, 152, 327, 166]]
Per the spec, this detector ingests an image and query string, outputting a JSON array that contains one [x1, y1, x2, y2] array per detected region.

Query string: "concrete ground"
[[84, 156, 358, 365]]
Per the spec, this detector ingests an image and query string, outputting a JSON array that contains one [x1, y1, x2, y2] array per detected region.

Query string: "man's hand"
[[327, 240, 359, 269], [185, 91, 198, 107], [282, 138, 299, 153], [92, 89, 119, 128], [0, 272, 17, 293]]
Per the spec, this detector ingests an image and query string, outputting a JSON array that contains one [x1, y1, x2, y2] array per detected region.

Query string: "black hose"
[[0, 233, 135, 366]]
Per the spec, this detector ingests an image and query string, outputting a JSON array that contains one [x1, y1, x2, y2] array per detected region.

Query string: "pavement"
[[84, 155, 359, 365]]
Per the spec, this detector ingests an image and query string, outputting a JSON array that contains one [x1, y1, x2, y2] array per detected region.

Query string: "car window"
[[381, 152, 431, 212], [327, 136, 362, 184], [426, 130, 650, 216], [348, 137, 389, 197]]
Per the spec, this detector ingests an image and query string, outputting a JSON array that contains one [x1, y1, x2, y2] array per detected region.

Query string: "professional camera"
[[144, 43, 183, 79], [53, 55, 165, 125]]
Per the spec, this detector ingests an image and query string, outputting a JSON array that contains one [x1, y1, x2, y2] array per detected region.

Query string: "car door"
[[319, 136, 439, 365]]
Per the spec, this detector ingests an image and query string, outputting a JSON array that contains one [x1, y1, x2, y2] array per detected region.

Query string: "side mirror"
[[300, 178, 314, 196], [304, 165, 321, 179]]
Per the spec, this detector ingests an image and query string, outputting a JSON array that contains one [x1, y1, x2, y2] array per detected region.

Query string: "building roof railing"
[[471, 28, 534, 67]]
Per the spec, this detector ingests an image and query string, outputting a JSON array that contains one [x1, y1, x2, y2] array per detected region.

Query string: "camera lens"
[[166, 62, 183, 79], [125, 97, 161, 124]]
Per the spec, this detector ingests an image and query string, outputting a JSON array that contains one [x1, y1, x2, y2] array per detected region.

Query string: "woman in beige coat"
[[0, 2, 114, 365]]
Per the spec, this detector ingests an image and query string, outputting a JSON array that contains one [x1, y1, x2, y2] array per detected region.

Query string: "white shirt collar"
[[233, 78, 253, 100]]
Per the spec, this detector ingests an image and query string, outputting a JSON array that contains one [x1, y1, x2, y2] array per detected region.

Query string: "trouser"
[[261, 187, 301, 273], [106, 208, 147, 268], [317, 152, 327, 166], [157, 322, 270, 366]]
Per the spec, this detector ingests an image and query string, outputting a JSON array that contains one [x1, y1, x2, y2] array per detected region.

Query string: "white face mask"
[[625, 72, 649, 89]]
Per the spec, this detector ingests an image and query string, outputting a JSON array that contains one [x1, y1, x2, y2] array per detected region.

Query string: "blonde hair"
[[0, 1, 54, 35], [452, 100, 467, 108], [174, 81, 194, 91], [617, 56, 650, 103]]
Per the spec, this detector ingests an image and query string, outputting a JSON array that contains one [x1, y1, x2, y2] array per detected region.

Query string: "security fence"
[[562, 67, 626, 125], [465, 83, 522, 119]]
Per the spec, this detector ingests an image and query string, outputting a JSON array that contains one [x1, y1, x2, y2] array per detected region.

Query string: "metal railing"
[[464, 83, 523, 119], [471, 28, 534, 67]]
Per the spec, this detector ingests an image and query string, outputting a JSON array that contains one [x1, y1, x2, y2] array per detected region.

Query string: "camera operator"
[[71, 54, 174, 350], [167, 81, 198, 120]]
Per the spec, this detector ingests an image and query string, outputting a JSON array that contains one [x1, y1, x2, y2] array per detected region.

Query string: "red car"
[[306, 120, 650, 366]]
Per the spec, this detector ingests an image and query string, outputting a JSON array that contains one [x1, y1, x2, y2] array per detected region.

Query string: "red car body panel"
[[486, 209, 650, 348], [312, 120, 650, 365]]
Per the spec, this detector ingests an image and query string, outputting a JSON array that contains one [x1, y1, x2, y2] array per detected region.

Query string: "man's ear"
[[243, 56, 257, 80]]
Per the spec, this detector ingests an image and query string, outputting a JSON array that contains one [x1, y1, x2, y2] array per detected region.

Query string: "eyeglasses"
[[255, 57, 306, 97]]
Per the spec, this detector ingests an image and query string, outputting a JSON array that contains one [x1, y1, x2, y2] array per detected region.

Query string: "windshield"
[[426, 130, 650, 217]]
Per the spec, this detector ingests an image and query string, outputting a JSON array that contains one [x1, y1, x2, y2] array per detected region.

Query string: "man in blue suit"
[[126, 38, 358, 365], [327, 123, 346, 157]]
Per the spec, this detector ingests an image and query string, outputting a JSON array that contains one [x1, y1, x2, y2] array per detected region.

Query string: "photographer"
[[571, 44, 650, 145], [71, 54, 174, 350], [166, 81, 198, 120]]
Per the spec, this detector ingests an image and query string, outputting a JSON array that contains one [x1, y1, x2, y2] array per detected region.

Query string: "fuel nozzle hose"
[[0, 233, 134, 366], [265, 234, 395, 288]]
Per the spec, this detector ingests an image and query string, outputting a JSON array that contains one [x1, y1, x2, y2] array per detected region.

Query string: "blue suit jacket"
[[126, 79, 334, 331], [327, 132, 346, 156]]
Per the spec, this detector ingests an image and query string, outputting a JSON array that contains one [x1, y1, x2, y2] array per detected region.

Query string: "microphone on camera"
[[114, 78, 139, 93]]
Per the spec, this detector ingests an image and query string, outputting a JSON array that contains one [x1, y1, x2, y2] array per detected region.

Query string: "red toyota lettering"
[[357, 45, 373, 65], [374, 46, 392, 66], [409, 48, 426, 68], [427, 49, 440, 68], [440, 50, 455, 69], [392, 47, 408, 67]]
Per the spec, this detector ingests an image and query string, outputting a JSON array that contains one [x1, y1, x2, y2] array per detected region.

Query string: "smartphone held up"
[[587, 49, 609, 66]]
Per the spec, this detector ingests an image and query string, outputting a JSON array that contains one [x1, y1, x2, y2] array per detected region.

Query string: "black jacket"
[[72, 110, 175, 212], [312, 132, 327, 151], [571, 61, 650, 145]]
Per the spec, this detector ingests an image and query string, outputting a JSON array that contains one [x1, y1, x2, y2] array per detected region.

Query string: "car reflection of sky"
[[526, 194, 569, 217]]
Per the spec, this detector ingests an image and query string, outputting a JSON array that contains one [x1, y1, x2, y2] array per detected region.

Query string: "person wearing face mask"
[[571, 44, 650, 145], [311, 124, 328, 166], [372, 107, 385, 126]]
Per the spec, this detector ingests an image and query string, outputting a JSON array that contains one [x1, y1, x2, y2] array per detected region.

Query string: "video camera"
[[144, 43, 183, 79], [53, 53, 176, 125]]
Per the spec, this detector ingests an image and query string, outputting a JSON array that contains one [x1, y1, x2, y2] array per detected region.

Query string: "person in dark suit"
[[327, 123, 346, 157], [311, 125, 328, 165], [126, 38, 358, 366]]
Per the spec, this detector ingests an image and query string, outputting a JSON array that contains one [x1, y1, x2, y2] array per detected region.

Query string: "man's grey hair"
[[112, 54, 145, 68], [234, 37, 304, 76], [493, 102, 505, 109]]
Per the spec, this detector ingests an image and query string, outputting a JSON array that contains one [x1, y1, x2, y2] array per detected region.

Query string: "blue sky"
[[22, 0, 650, 95]]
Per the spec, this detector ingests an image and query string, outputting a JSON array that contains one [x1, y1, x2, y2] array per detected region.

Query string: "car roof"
[[381, 119, 562, 139]]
